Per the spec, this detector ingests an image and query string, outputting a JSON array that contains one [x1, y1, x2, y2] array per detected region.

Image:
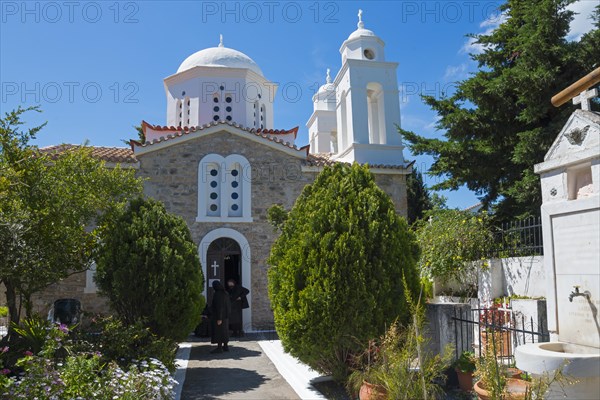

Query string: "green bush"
[[95, 197, 205, 341], [267, 163, 420, 381], [0, 307, 8, 318], [415, 209, 496, 282], [10, 316, 52, 355], [77, 316, 178, 373]]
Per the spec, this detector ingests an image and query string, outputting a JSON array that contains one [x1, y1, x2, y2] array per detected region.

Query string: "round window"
[[210, 192, 218, 200], [213, 115, 219, 121], [231, 192, 239, 200], [213, 106, 219, 112], [220, 85, 225, 91], [231, 169, 239, 177], [232, 181, 239, 188], [213, 97, 219, 103], [232, 204, 239, 211], [226, 116, 232, 121], [210, 181, 218, 188], [210, 169, 218, 177], [210, 204, 218, 212], [363, 49, 375, 60], [226, 106, 232, 112], [225, 96, 232, 103]]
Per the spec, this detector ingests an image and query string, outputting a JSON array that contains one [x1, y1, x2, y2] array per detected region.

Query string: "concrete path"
[[180, 335, 300, 400]]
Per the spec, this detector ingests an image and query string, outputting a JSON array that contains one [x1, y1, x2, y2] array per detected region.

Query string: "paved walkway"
[[180, 335, 300, 400]]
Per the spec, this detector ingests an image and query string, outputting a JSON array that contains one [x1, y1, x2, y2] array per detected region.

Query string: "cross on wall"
[[573, 87, 598, 111], [211, 260, 219, 276]]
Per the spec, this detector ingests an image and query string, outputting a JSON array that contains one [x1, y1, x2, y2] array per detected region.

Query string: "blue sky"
[[1, 1, 595, 209]]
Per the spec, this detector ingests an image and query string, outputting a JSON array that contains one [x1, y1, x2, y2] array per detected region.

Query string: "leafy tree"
[[267, 163, 420, 382], [406, 167, 433, 225], [95, 197, 205, 341], [415, 209, 496, 284], [400, 0, 600, 222], [0, 107, 142, 330]]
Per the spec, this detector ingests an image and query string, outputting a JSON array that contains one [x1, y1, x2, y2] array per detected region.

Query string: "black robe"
[[228, 285, 249, 331], [210, 288, 231, 344]]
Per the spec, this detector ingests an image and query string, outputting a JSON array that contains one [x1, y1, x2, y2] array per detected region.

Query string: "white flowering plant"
[[1, 321, 177, 399]]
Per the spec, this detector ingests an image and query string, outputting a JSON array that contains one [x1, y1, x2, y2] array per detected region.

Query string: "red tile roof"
[[40, 144, 138, 164], [134, 120, 306, 154]]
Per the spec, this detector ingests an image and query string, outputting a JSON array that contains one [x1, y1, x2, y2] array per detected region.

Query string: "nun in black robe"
[[210, 280, 231, 353], [226, 279, 250, 337]]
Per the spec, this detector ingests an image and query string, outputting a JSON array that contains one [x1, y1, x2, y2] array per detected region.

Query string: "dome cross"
[[326, 68, 331, 84], [219, 34, 224, 48], [357, 9, 364, 29]]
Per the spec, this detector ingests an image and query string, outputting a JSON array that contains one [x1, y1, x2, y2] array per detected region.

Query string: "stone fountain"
[[515, 68, 600, 399]]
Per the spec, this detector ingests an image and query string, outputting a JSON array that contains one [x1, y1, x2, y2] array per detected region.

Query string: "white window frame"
[[197, 154, 252, 223]]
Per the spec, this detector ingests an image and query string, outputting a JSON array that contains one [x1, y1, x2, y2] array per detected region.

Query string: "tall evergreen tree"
[[406, 166, 433, 225], [400, 0, 599, 222], [267, 163, 420, 381]]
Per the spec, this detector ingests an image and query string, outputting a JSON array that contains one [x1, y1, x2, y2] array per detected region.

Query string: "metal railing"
[[494, 216, 544, 257], [452, 304, 549, 361]]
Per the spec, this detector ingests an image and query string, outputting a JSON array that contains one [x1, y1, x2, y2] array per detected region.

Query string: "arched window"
[[198, 154, 252, 222], [331, 130, 338, 154], [212, 93, 221, 121], [338, 90, 348, 150], [176, 99, 182, 127], [260, 104, 266, 130], [367, 82, 386, 144], [253, 101, 259, 128]]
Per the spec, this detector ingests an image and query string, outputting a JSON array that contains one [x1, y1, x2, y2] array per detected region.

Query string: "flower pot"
[[481, 330, 512, 356], [359, 381, 387, 400], [505, 367, 523, 379], [505, 378, 530, 399], [474, 380, 492, 400], [455, 368, 474, 392], [474, 378, 530, 400]]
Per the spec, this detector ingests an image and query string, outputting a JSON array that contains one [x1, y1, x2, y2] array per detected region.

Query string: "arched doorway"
[[206, 238, 241, 305], [199, 228, 252, 331]]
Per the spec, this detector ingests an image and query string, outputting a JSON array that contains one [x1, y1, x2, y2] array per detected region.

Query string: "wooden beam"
[[551, 67, 600, 107]]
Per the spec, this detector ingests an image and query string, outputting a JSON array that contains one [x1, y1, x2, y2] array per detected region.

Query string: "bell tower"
[[333, 10, 405, 166]]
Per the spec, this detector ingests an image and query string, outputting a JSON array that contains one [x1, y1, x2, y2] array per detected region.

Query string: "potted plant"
[[479, 302, 512, 356], [454, 351, 476, 392], [347, 286, 452, 400], [474, 341, 530, 400], [347, 336, 388, 400]]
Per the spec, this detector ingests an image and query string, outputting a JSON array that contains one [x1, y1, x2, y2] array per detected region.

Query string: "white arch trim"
[[199, 228, 252, 331]]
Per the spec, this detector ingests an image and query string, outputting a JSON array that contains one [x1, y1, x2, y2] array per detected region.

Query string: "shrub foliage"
[[95, 197, 205, 341], [267, 163, 420, 381]]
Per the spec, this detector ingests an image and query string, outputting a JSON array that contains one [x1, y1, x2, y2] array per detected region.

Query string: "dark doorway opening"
[[206, 238, 241, 306]]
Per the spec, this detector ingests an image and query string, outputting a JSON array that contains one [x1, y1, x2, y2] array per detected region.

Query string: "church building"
[[37, 12, 413, 330]]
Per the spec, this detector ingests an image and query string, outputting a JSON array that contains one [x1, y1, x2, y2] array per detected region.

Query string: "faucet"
[[569, 286, 590, 302]]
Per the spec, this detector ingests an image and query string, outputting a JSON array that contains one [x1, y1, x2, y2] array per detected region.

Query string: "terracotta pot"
[[455, 368, 474, 392], [359, 381, 387, 400], [481, 330, 512, 356], [505, 367, 523, 379], [474, 380, 492, 400], [474, 378, 531, 400], [505, 378, 531, 399]]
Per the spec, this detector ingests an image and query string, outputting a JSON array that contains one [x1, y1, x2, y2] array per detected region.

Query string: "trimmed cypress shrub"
[[267, 163, 420, 381], [95, 197, 205, 341]]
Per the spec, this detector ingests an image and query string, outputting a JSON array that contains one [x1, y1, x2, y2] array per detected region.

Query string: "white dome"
[[177, 46, 263, 76], [314, 69, 336, 101], [347, 27, 377, 41]]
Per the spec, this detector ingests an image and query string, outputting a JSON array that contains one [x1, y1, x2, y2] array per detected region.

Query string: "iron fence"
[[452, 303, 549, 362], [494, 216, 544, 257]]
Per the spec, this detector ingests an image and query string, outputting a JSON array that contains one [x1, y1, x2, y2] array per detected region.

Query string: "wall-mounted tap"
[[569, 286, 591, 302]]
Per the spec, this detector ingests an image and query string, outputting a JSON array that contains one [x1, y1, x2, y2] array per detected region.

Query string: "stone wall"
[[28, 130, 409, 330], [137, 131, 317, 329], [31, 271, 109, 317]]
